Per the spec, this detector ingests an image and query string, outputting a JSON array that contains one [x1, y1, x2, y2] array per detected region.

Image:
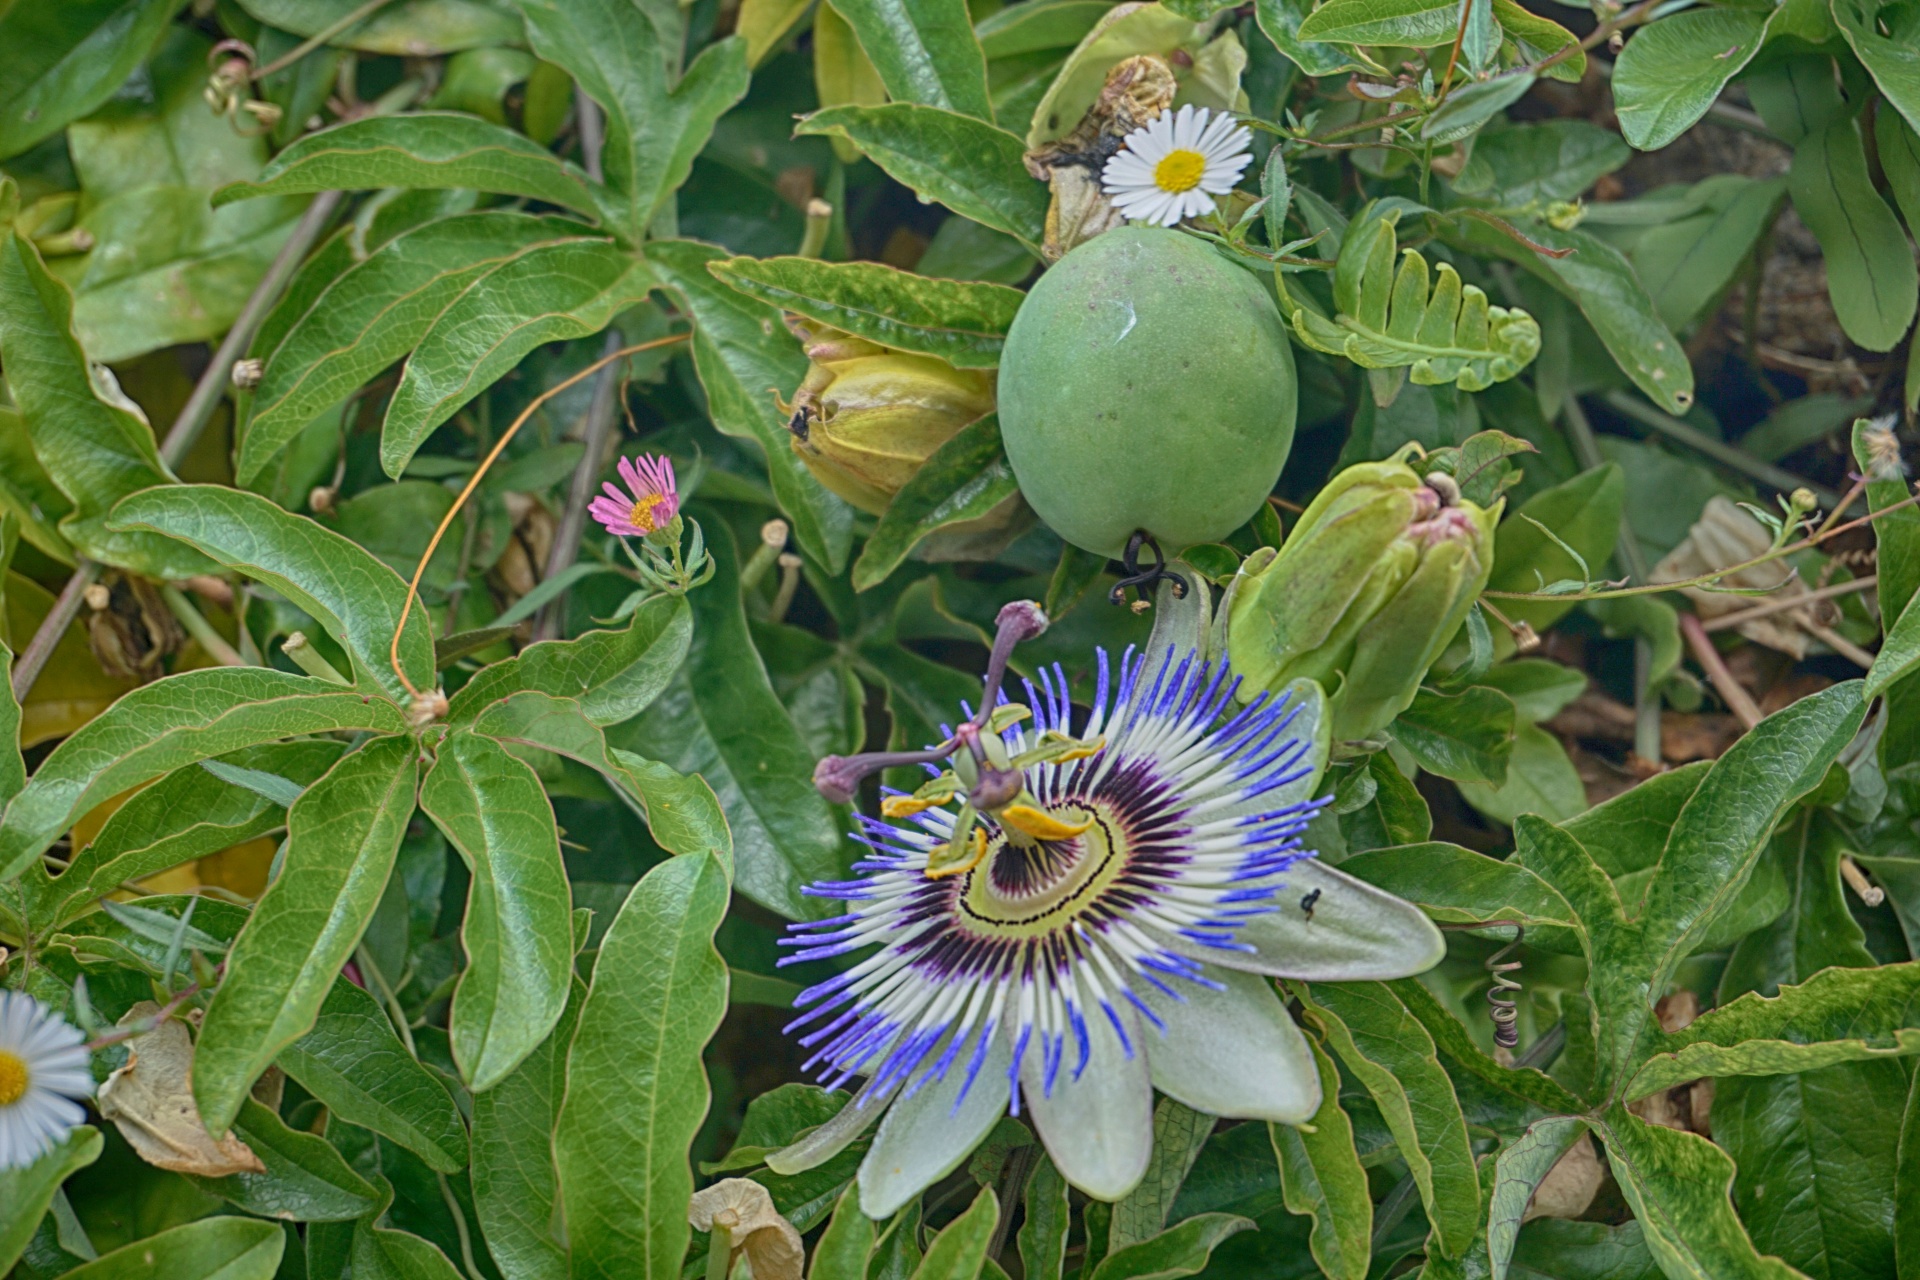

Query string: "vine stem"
[[1681, 613, 1762, 729], [1483, 489, 1920, 605], [388, 334, 690, 699]]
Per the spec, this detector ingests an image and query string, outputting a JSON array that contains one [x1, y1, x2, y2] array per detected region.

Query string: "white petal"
[[766, 1072, 900, 1175], [1172, 104, 1201, 150], [1139, 969, 1320, 1123], [858, 1026, 1011, 1219], [1181, 861, 1446, 981], [1020, 1003, 1153, 1201]]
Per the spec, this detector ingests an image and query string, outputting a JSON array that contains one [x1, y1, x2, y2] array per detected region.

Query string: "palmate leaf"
[[1277, 210, 1539, 391]]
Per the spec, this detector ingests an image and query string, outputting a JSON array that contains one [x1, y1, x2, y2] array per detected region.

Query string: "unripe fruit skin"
[[997, 225, 1298, 558]]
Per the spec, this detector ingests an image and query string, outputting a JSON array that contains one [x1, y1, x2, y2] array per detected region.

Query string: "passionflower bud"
[[779, 318, 996, 514], [1227, 448, 1499, 742]]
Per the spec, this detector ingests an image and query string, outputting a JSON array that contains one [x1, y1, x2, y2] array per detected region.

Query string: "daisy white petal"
[[1100, 104, 1255, 227], [0, 992, 94, 1171]]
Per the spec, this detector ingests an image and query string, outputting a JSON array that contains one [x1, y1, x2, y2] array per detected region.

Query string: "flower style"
[[768, 604, 1444, 1218], [1101, 103, 1254, 228], [589, 453, 679, 538], [0, 991, 94, 1170]]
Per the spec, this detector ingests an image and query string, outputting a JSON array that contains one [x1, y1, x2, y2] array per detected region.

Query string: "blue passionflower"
[[769, 602, 1444, 1217]]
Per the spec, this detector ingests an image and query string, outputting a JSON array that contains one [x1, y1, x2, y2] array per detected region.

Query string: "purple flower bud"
[[995, 600, 1048, 643], [813, 756, 864, 804]]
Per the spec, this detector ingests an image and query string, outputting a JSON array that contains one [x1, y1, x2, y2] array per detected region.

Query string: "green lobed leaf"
[[1870, 587, 1920, 701], [1110, 1100, 1215, 1249], [1901, 1070, 1920, 1280], [240, 212, 589, 484], [1299, 981, 1482, 1258], [853, 413, 1021, 591], [380, 241, 654, 476], [1611, 10, 1771, 151], [277, 979, 470, 1175], [1272, 1038, 1371, 1280], [1597, 1105, 1800, 1280], [56, 1217, 283, 1280], [1339, 840, 1579, 952], [1089, 1213, 1256, 1280], [0, 0, 182, 161], [911, 1186, 999, 1280], [470, 690, 731, 860], [613, 514, 846, 919], [1785, 117, 1917, 352], [0, 233, 212, 577], [1485, 463, 1625, 636], [1277, 216, 1539, 392], [1452, 218, 1693, 415], [811, 1183, 878, 1280], [109, 484, 437, 702], [1628, 962, 1920, 1099], [0, 1126, 102, 1275], [1294, 0, 1456, 46], [421, 730, 575, 1092], [709, 256, 1023, 367], [189, 1097, 384, 1222], [554, 850, 731, 1280], [650, 239, 856, 573], [0, 668, 404, 884], [1392, 685, 1517, 786], [349, 1219, 464, 1280], [1018, 1155, 1071, 1280], [194, 735, 419, 1133], [1392, 976, 1589, 1119], [212, 114, 601, 219], [1488, 1118, 1587, 1280], [231, 0, 520, 53], [472, 979, 582, 1280], [1833, 0, 1920, 140], [518, 0, 750, 242], [1636, 683, 1867, 1031], [796, 104, 1049, 253], [1561, 759, 1706, 876], [449, 591, 691, 728], [828, 0, 994, 120], [31, 740, 342, 930]]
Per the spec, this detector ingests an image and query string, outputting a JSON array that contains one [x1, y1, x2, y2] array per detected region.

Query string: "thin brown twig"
[[1681, 613, 1762, 729], [389, 334, 691, 698], [1701, 574, 1878, 632]]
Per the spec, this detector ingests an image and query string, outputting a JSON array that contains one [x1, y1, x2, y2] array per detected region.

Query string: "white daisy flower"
[[1101, 103, 1255, 228], [0, 991, 94, 1169]]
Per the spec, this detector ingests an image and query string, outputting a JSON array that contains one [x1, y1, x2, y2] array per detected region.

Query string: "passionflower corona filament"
[[768, 603, 1444, 1217], [589, 453, 679, 538], [0, 991, 93, 1170]]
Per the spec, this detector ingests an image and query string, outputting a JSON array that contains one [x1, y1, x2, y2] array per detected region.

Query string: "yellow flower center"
[[1154, 149, 1207, 194], [628, 498, 667, 536], [0, 1049, 28, 1107]]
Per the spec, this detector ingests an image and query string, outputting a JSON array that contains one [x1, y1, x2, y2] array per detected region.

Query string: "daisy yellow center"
[[628, 497, 666, 535], [1153, 149, 1207, 194], [0, 1049, 27, 1107]]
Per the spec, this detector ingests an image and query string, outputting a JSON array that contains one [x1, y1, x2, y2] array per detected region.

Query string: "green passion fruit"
[[997, 225, 1298, 559]]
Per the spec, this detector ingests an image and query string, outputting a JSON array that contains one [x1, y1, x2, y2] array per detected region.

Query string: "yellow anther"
[[882, 795, 946, 818], [1000, 805, 1094, 841], [925, 827, 989, 880]]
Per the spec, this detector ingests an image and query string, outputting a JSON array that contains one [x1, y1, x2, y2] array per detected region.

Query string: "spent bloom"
[[1101, 104, 1253, 228], [0, 991, 94, 1170], [767, 604, 1443, 1217], [589, 453, 679, 539]]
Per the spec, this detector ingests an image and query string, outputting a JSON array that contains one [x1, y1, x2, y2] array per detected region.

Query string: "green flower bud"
[[781, 318, 996, 515], [1227, 449, 1499, 742]]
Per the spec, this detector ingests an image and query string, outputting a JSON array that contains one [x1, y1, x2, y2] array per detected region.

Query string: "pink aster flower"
[[590, 453, 679, 538]]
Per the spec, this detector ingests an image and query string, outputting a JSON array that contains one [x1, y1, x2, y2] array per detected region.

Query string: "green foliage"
[[3, 4, 1918, 1280]]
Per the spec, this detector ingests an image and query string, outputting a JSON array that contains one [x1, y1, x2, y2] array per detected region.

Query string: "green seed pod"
[[782, 319, 997, 514], [997, 225, 1298, 558], [1228, 450, 1499, 742]]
